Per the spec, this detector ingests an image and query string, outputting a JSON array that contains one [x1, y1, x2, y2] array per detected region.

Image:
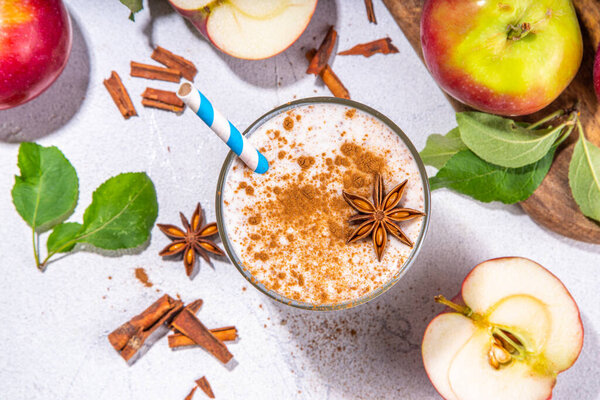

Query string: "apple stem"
[[434, 295, 475, 318], [506, 22, 532, 41], [527, 109, 565, 130]]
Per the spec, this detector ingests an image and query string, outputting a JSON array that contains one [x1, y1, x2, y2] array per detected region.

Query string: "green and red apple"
[[422, 257, 583, 400], [168, 0, 318, 60], [421, 0, 583, 116], [0, 0, 72, 109]]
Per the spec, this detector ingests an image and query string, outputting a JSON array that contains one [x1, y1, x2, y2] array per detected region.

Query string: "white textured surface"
[[0, 1, 598, 399]]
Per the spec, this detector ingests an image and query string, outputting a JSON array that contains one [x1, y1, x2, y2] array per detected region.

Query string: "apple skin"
[[168, 1, 317, 60], [421, 0, 583, 116], [594, 43, 600, 100], [0, 0, 72, 110], [422, 257, 583, 400]]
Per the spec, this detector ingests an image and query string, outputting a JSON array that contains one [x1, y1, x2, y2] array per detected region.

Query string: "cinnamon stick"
[[339, 38, 399, 58], [151, 46, 198, 81], [142, 99, 184, 113], [103, 71, 137, 119], [108, 294, 183, 361], [171, 309, 233, 364], [306, 26, 337, 75], [196, 376, 215, 399], [305, 49, 350, 99], [168, 326, 238, 348], [130, 61, 181, 82], [364, 0, 377, 24], [184, 386, 197, 400], [141, 88, 185, 113], [186, 298, 204, 314], [142, 88, 184, 107]]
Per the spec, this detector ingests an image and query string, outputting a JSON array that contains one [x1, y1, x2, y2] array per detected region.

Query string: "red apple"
[[422, 257, 583, 400], [594, 43, 600, 100], [421, 0, 583, 116], [0, 0, 72, 110], [168, 0, 317, 60]]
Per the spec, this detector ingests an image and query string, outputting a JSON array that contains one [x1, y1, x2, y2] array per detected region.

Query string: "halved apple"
[[169, 0, 318, 60], [422, 257, 583, 400]]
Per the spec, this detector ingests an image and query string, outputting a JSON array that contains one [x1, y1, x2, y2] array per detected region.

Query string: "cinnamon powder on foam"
[[225, 105, 422, 305]]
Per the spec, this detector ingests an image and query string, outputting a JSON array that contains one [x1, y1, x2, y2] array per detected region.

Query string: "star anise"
[[157, 203, 225, 277], [342, 174, 425, 261]]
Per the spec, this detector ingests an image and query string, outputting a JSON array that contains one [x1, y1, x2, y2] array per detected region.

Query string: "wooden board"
[[383, 0, 600, 244]]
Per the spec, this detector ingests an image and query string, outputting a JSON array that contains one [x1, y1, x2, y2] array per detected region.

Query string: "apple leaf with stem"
[[12, 143, 79, 267], [40, 173, 159, 268], [457, 110, 576, 168], [568, 121, 600, 223], [12, 144, 159, 270], [119, 0, 143, 21], [420, 127, 467, 169]]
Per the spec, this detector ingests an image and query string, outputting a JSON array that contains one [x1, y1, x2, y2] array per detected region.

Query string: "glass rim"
[[215, 97, 431, 311]]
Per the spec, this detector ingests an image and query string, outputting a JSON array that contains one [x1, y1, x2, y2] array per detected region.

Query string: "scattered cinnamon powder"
[[245, 185, 255, 196], [283, 116, 294, 131], [248, 215, 261, 225], [345, 109, 356, 118], [297, 156, 316, 169], [278, 151, 286, 159], [135, 267, 153, 288]]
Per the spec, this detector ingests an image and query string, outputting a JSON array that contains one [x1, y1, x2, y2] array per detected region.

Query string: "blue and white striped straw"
[[177, 82, 269, 174]]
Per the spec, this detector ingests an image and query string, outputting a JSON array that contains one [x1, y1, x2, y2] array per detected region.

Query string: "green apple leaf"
[[47, 222, 83, 254], [12, 142, 79, 233], [420, 128, 468, 169], [77, 172, 158, 249], [457, 112, 563, 168], [119, 0, 143, 21], [568, 129, 600, 222], [429, 148, 555, 204]]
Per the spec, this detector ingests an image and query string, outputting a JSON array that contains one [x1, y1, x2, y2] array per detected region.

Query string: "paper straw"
[[177, 82, 269, 174]]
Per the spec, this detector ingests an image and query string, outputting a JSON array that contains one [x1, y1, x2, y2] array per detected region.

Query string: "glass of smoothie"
[[216, 97, 430, 310]]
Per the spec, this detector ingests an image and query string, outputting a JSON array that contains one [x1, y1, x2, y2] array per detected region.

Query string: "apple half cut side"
[[169, 0, 318, 60], [422, 257, 583, 400]]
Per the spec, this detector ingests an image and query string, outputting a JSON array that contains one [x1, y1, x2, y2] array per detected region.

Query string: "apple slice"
[[422, 257, 583, 400], [169, 0, 318, 60]]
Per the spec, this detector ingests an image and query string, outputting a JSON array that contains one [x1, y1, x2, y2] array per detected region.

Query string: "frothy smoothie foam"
[[221, 101, 426, 306]]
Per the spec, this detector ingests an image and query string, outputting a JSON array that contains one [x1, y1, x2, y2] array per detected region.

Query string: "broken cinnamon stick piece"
[[196, 376, 215, 399], [307, 26, 337, 75], [306, 49, 350, 100], [131, 61, 181, 83], [142, 98, 184, 113], [108, 294, 183, 361], [103, 71, 137, 119], [151, 46, 198, 81], [184, 386, 197, 400], [142, 88, 184, 107], [171, 309, 233, 364], [168, 326, 238, 348], [339, 38, 399, 58], [364, 0, 377, 24]]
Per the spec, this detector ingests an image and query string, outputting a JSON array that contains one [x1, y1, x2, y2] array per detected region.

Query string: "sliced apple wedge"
[[169, 0, 318, 60], [422, 257, 583, 400]]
